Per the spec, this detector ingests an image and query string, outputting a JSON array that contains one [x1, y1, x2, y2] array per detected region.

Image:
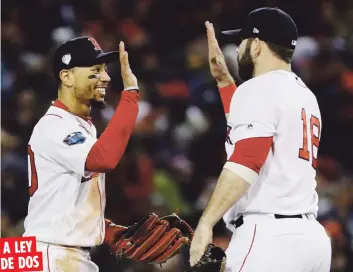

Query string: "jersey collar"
[[271, 69, 295, 76], [52, 100, 92, 123]]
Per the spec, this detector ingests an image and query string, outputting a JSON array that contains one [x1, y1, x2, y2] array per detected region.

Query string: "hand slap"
[[119, 41, 138, 90], [206, 21, 223, 58], [205, 21, 234, 87]]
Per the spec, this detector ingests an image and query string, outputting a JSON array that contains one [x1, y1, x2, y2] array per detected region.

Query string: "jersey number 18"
[[298, 108, 321, 169]]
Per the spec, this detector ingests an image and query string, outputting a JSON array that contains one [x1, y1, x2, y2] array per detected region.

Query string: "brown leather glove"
[[104, 213, 194, 264]]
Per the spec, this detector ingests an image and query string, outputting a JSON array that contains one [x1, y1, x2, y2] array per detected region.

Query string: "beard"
[[74, 84, 107, 110], [90, 99, 106, 109], [237, 40, 255, 81], [90, 89, 107, 109]]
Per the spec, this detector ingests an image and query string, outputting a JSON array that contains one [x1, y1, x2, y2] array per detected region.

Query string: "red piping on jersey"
[[239, 224, 257, 272], [229, 137, 273, 174], [85, 91, 139, 172], [95, 177, 104, 243], [78, 125, 87, 131], [47, 245, 51, 272], [52, 100, 92, 125], [43, 114, 62, 119], [219, 82, 237, 114]]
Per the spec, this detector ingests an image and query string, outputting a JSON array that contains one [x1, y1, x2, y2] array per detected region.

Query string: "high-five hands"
[[119, 41, 138, 90], [205, 21, 234, 88]]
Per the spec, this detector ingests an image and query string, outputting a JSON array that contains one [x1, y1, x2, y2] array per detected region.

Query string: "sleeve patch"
[[63, 132, 86, 146]]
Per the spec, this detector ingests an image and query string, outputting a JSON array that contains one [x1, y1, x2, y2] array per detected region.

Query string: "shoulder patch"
[[63, 131, 86, 146]]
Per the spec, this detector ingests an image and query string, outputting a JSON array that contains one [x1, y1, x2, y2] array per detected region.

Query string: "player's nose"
[[100, 70, 111, 82]]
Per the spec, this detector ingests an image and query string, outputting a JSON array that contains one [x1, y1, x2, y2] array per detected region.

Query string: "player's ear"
[[252, 38, 262, 58], [59, 70, 74, 87]]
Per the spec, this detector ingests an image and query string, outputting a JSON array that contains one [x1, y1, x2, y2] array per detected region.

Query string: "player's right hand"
[[119, 41, 138, 90], [205, 21, 234, 88]]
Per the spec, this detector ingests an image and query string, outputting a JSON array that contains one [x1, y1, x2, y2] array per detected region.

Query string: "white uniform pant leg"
[[224, 214, 332, 272], [36, 241, 99, 272]]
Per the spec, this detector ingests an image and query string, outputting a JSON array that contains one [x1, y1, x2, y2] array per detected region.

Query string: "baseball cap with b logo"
[[222, 7, 298, 50], [52, 36, 119, 81]]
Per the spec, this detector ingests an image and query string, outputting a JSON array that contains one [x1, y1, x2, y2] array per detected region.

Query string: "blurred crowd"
[[1, 0, 353, 271]]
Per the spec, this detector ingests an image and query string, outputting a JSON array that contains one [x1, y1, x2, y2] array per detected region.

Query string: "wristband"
[[124, 86, 139, 92]]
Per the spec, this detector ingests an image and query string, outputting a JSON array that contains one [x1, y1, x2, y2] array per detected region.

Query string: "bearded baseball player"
[[189, 8, 332, 272], [23, 37, 194, 271]]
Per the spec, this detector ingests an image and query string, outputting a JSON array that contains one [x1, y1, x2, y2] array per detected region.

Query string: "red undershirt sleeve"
[[228, 137, 273, 174], [85, 91, 139, 172], [219, 82, 237, 114]]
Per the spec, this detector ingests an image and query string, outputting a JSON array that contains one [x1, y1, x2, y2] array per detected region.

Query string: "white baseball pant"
[[36, 241, 98, 272], [225, 214, 332, 272]]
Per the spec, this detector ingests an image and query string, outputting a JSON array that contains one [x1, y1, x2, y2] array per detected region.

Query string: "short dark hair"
[[266, 42, 294, 63], [53, 72, 62, 89]]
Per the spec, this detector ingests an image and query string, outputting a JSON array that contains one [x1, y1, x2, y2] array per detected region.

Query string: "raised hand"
[[205, 21, 234, 87], [119, 41, 138, 90]]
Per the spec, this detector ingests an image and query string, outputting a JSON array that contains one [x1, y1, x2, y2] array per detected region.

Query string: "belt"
[[230, 214, 309, 229], [80, 247, 92, 251]]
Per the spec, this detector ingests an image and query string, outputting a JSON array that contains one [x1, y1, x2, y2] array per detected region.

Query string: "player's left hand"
[[205, 21, 234, 88], [119, 41, 138, 90], [189, 222, 213, 267]]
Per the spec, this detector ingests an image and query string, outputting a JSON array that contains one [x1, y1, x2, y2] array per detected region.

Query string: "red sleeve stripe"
[[228, 137, 273, 174], [219, 83, 237, 114]]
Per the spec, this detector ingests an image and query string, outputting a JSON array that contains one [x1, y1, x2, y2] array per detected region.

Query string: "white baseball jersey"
[[223, 70, 322, 225], [23, 101, 106, 247]]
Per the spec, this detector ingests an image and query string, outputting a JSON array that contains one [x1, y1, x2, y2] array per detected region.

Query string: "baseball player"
[[190, 7, 332, 271], [23, 37, 140, 271]]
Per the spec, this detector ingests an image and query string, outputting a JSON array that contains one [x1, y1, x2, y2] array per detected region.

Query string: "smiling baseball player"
[[23, 37, 194, 272], [190, 8, 332, 272], [22, 37, 140, 271]]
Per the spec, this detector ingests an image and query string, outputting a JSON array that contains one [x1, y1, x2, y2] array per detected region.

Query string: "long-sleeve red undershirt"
[[85, 91, 139, 172], [219, 82, 237, 114]]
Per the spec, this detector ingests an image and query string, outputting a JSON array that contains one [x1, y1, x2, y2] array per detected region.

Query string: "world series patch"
[[63, 131, 86, 146]]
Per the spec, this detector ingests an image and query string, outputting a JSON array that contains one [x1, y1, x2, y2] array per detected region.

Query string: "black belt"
[[230, 214, 305, 228], [80, 247, 92, 251]]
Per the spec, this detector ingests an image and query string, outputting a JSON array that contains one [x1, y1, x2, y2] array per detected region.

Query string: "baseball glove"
[[185, 244, 227, 272], [104, 213, 194, 265]]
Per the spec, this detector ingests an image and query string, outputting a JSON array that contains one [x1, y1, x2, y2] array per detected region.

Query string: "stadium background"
[[1, 0, 353, 271]]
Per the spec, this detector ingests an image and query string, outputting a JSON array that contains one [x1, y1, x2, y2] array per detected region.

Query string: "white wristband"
[[124, 86, 139, 91]]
